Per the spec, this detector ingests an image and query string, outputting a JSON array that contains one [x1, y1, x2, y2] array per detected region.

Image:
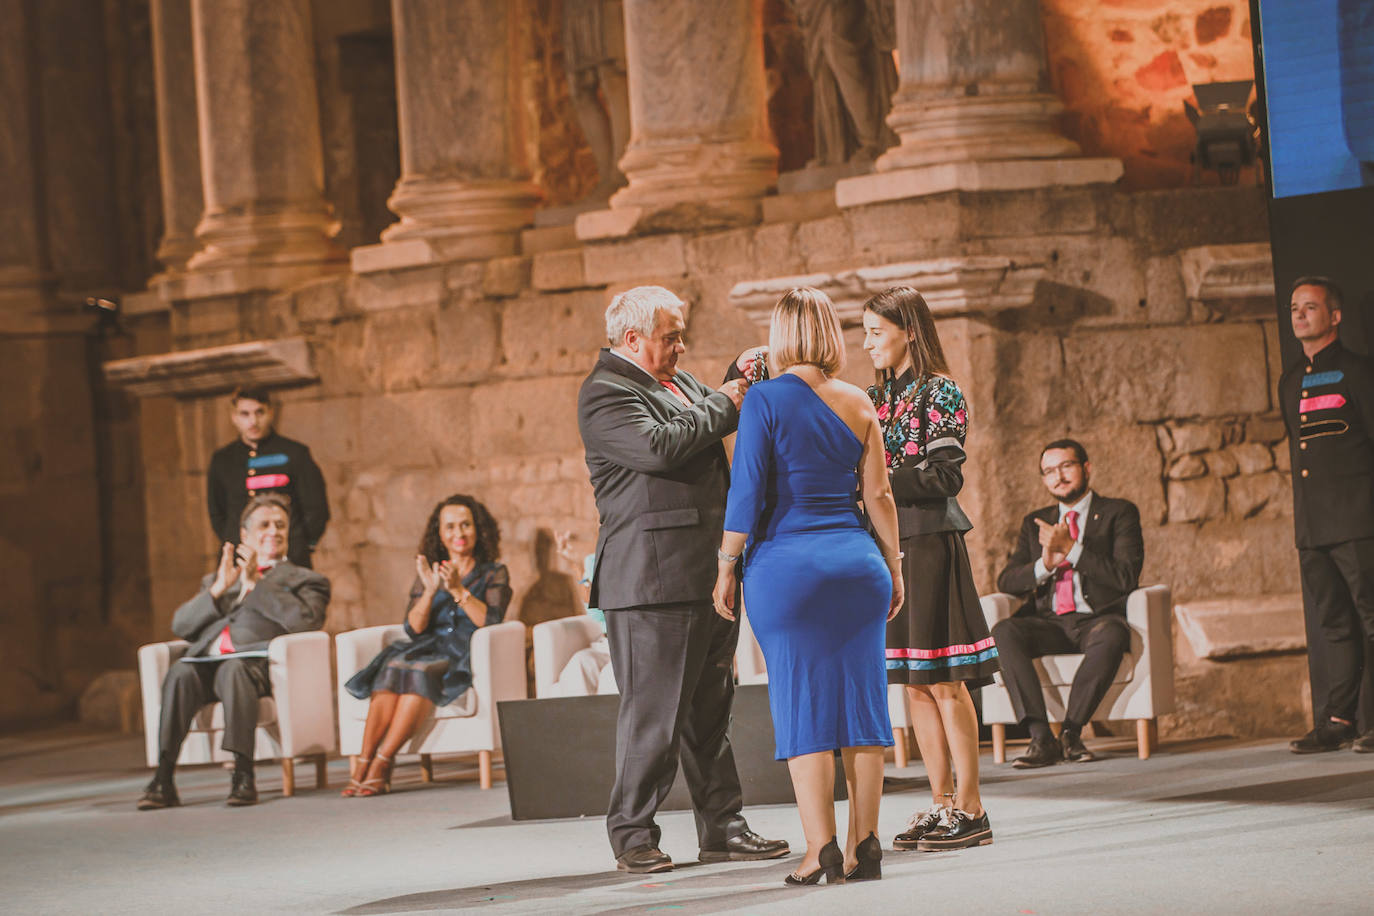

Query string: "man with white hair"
[[577, 286, 788, 874]]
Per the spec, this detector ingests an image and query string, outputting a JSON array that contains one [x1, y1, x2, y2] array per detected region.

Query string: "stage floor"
[[2, 725, 1371, 914]]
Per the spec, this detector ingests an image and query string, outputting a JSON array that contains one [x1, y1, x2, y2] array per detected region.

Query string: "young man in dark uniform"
[[1281, 277, 1374, 754], [207, 387, 330, 568]]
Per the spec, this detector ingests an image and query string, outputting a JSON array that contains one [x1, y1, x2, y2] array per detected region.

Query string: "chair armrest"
[[736, 609, 768, 685], [138, 640, 189, 767], [532, 616, 603, 698], [471, 621, 528, 738], [268, 631, 337, 756], [335, 625, 405, 692], [1127, 584, 1175, 713], [981, 593, 1016, 630]]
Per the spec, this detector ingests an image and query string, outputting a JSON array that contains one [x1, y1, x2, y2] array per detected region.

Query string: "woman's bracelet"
[[717, 548, 740, 564], [886, 551, 905, 562]]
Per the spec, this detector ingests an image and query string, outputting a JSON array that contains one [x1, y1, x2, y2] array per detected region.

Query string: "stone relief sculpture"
[[786, 0, 898, 168], [563, 0, 631, 201]]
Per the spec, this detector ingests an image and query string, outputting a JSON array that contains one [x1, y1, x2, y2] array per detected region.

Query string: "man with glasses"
[[992, 439, 1144, 768]]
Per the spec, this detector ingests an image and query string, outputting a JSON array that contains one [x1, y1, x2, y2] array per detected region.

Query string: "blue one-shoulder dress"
[[723, 374, 893, 760]]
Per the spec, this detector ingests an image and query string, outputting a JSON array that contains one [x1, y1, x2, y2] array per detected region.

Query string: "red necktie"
[[661, 378, 692, 408], [217, 625, 235, 654], [1054, 510, 1081, 615]]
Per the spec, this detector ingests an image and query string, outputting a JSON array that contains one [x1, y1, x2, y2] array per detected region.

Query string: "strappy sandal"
[[340, 756, 372, 798], [357, 753, 393, 797]]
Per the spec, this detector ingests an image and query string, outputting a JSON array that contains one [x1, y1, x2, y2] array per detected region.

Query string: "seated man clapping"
[[138, 495, 330, 809]]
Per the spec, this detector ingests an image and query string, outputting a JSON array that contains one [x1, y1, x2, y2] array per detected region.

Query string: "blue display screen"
[[1258, 0, 1374, 199]]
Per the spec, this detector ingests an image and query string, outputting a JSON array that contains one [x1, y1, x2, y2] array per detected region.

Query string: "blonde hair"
[[768, 287, 845, 376]]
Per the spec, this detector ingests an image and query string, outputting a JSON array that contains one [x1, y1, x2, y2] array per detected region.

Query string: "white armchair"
[[735, 609, 768, 686], [979, 585, 1175, 761], [532, 616, 615, 697], [137, 631, 336, 796], [335, 620, 526, 789]]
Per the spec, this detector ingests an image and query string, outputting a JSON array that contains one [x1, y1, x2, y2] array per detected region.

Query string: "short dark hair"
[[240, 493, 291, 530], [231, 386, 273, 406], [418, 493, 502, 566], [1290, 276, 1344, 311], [1040, 438, 1088, 467]]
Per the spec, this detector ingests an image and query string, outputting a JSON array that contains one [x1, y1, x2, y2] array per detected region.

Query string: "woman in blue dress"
[[713, 288, 904, 886], [342, 494, 512, 796]]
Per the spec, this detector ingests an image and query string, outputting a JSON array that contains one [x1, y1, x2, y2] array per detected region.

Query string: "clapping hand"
[[1035, 518, 1073, 568], [416, 554, 443, 593], [209, 542, 240, 599], [236, 542, 261, 588], [438, 561, 465, 595]]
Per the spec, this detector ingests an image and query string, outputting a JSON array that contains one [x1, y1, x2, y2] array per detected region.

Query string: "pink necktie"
[[217, 625, 235, 654], [661, 378, 692, 408], [1054, 510, 1081, 615]]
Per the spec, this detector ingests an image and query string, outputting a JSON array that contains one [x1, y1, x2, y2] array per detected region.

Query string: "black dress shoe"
[[1012, 734, 1063, 769], [1061, 731, 1097, 763], [699, 828, 790, 862], [892, 804, 947, 850], [1354, 732, 1374, 754], [784, 837, 843, 886], [226, 769, 258, 806], [1290, 721, 1356, 754], [916, 809, 993, 851], [137, 777, 180, 811], [616, 845, 673, 874], [844, 832, 882, 880]]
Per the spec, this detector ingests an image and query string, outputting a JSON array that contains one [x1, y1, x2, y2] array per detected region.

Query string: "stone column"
[[0, 0, 50, 314], [836, 0, 1121, 207], [186, 0, 342, 280], [149, 0, 204, 276], [578, 0, 778, 238], [354, 0, 539, 271]]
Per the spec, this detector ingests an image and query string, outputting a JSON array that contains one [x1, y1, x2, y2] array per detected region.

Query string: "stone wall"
[[121, 182, 1310, 740]]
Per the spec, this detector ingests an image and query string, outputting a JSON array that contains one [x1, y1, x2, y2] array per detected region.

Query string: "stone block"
[[350, 266, 446, 312], [483, 256, 531, 298], [1226, 471, 1289, 519], [468, 378, 586, 459], [78, 670, 141, 733], [433, 298, 501, 384], [532, 249, 592, 292], [1068, 423, 1168, 526], [846, 198, 961, 261], [277, 398, 360, 468], [1230, 442, 1274, 475], [582, 235, 688, 286], [835, 158, 1123, 209], [520, 223, 580, 254], [1203, 449, 1238, 478], [1142, 518, 1298, 602], [500, 290, 608, 377], [686, 228, 755, 278], [1143, 255, 1190, 325], [1274, 444, 1291, 473], [356, 388, 474, 471], [1168, 476, 1224, 523], [1174, 593, 1305, 660], [293, 276, 348, 323], [761, 188, 841, 224], [361, 307, 438, 391], [1155, 424, 1174, 455], [1064, 324, 1268, 425], [1168, 454, 1208, 480], [751, 223, 803, 274], [796, 216, 855, 271], [1245, 415, 1287, 444], [345, 487, 371, 522]]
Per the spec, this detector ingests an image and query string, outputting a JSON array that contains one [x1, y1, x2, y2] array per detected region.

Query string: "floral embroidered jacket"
[[867, 369, 974, 535]]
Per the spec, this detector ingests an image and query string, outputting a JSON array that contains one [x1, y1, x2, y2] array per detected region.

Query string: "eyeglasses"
[[1040, 460, 1082, 478]]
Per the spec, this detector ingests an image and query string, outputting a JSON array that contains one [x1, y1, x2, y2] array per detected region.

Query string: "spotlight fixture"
[[1184, 79, 1258, 186]]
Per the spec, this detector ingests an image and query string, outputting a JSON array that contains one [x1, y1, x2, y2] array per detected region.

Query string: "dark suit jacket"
[[577, 349, 738, 610], [172, 561, 331, 657], [996, 494, 1144, 618]]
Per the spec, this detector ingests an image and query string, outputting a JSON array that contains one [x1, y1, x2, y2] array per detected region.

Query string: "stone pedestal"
[[187, 0, 343, 284], [149, 0, 204, 276], [353, 0, 539, 273], [837, 0, 1121, 206], [577, 0, 778, 239]]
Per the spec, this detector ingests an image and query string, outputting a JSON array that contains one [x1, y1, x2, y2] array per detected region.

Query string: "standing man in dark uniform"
[[208, 387, 330, 569], [577, 286, 788, 874], [1281, 277, 1374, 754]]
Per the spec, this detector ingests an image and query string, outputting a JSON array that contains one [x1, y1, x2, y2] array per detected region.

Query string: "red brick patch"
[[1135, 51, 1189, 92]]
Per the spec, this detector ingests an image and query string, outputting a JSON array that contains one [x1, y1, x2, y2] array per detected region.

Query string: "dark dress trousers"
[[993, 495, 1143, 730], [207, 432, 330, 568], [577, 348, 746, 857], [1280, 339, 1374, 723], [158, 562, 330, 759]]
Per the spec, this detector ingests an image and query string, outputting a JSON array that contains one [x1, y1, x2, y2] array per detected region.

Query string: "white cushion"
[[191, 697, 276, 731]]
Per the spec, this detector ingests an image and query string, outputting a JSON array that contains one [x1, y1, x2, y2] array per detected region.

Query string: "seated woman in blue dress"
[[713, 287, 904, 885], [342, 494, 512, 796]]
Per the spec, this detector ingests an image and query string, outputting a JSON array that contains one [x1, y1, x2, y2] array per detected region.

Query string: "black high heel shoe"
[[845, 832, 882, 881], [784, 837, 844, 886]]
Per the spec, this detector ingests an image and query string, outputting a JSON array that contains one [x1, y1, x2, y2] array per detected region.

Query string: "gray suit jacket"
[[577, 349, 739, 610], [171, 561, 331, 657]]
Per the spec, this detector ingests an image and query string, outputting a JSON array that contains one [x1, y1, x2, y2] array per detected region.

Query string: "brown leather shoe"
[[226, 769, 258, 806], [616, 845, 673, 874], [1011, 734, 1062, 769], [1062, 731, 1097, 763], [699, 829, 790, 862], [137, 777, 180, 811]]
